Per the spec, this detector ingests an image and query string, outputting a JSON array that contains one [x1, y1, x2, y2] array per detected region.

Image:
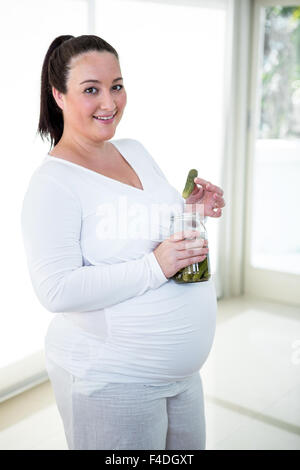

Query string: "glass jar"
[[170, 212, 211, 283]]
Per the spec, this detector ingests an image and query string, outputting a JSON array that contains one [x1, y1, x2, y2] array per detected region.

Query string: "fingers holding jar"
[[175, 236, 208, 263], [153, 230, 210, 280]]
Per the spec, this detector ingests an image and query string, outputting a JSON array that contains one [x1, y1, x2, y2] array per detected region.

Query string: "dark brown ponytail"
[[37, 35, 119, 150]]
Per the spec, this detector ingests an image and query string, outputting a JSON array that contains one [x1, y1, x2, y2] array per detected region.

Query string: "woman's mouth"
[[93, 111, 117, 124]]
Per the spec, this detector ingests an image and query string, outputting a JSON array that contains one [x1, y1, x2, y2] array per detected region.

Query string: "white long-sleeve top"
[[21, 138, 217, 385]]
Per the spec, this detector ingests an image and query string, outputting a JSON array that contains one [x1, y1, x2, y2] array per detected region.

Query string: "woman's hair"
[[37, 35, 119, 149]]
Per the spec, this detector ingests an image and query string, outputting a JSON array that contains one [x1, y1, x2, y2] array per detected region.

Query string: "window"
[[0, 0, 88, 399], [245, 1, 300, 305], [252, 5, 300, 274]]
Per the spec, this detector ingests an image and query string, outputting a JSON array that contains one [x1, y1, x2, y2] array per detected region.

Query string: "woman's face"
[[52, 50, 127, 144]]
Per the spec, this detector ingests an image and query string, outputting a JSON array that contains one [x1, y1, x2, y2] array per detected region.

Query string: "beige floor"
[[0, 295, 299, 450]]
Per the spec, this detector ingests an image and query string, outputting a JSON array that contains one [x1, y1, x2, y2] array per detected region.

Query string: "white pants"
[[46, 357, 206, 450]]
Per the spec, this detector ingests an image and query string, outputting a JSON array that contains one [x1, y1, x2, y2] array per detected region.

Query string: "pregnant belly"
[[104, 278, 217, 381], [45, 279, 218, 383]]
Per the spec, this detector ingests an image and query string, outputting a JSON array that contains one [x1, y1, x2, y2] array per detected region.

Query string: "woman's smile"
[[93, 110, 118, 124]]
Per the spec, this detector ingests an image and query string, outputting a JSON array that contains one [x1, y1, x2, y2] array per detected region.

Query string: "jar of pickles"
[[170, 212, 211, 283]]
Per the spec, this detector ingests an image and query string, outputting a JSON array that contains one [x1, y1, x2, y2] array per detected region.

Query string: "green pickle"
[[172, 255, 210, 284], [182, 271, 191, 282], [197, 259, 207, 278], [182, 169, 198, 199], [192, 272, 201, 282]]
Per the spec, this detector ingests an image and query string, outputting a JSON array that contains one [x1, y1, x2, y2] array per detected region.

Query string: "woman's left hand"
[[185, 177, 225, 217]]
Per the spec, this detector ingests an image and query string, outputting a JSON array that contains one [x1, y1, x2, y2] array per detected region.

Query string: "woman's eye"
[[113, 85, 123, 91], [85, 87, 97, 94]]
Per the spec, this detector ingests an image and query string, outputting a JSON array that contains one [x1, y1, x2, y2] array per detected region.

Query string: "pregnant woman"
[[21, 35, 225, 450]]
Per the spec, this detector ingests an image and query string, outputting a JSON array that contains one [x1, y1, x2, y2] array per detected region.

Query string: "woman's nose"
[[99, 90, 115, 110]]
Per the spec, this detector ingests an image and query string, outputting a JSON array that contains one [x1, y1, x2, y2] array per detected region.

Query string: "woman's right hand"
[[153, 230, 209, 279]]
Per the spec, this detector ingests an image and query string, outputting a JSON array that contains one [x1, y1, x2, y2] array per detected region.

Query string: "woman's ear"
[[52, 86, 64, 111]]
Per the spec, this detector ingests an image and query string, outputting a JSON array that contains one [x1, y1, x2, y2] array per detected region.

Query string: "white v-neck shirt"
[[21, 138, 217, 385]]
